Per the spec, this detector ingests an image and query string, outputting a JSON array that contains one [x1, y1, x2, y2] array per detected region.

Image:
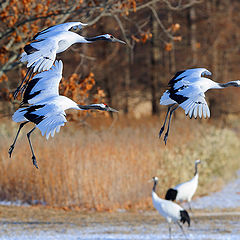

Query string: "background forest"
[[0, 0, 239, 210]]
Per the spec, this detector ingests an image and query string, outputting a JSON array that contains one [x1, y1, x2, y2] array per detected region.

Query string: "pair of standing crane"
[[9, 21, 240, 239], [151, 159, 201, 239]]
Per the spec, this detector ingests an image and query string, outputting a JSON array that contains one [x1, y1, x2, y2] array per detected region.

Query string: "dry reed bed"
[[0, 116, 239, 210]]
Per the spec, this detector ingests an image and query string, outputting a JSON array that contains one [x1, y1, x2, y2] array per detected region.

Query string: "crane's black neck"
[[194, 164, 198, 176], [84, 35, 108, 42], [219, 81, 239, 88], [152, 179, 158, 192]]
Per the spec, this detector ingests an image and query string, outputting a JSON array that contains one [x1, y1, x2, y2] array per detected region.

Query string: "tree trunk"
[[187, 6, 197, 65], [123, 45, 132, 114], [150, 13, 160, 115]]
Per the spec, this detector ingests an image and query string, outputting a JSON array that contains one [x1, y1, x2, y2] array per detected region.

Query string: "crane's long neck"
[[194, 163, 199, 176], [152, 180, 158, 192], [84, 35, 108, 42], [217, 81, 240, 89], [77, 104, 100, 110]]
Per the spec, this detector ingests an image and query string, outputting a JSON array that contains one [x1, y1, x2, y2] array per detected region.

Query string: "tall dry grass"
[[0, 115, 239, 210]]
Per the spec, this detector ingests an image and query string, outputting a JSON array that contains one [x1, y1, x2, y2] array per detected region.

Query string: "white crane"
[[165, 160, 201, 211], [9, 60, 118, 169], [151, 177, 190, 240], [14, 21, 126, 98], [159, 68, 240, 144]]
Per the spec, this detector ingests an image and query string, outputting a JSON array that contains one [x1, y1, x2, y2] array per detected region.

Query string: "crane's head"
[[195, 159, 201, 165], [95, 103, 119, 112], [78, 103, 118, 112], [234, 80, 240, 87], [152, 176, 159, 182], [102, 34, 126, 44]]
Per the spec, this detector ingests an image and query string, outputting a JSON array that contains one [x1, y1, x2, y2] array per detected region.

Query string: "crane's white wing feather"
[[33, 22, 88, 40], [160, 90, 176, 105], [20, 38, 58, 72], [37, 112, 67, 139], [24, 102, 67, 139], [178, 85, 210, 119], [168, 68, 212, 88], [22, 60, 63, 105]]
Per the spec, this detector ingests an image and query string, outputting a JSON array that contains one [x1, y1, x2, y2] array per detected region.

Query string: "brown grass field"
[[0, 113, 239, 211]]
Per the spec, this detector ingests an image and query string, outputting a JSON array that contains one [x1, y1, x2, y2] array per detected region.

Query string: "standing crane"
[[14, 21, 126, 98], [159, 68, 240, 144], [151, 177, 190, 240], [9, 60, 118, 169], [165, 160, 201, 211]]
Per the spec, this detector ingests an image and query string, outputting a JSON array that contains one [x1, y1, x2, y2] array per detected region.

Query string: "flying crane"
[[159, 68, 240, 144], [14, 21, 126, 98], [9, 60, 118, 168]]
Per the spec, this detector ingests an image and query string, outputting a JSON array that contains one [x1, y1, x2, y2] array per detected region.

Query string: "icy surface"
[[0, 216, 239, 240], [191, 171, 240, 209]]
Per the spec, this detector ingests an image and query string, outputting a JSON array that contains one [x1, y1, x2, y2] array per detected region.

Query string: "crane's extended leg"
[[159, 104, 176, 138], [8, 121, 28, 158], [164, 105, 179, 145], [20, 69, 34, 96], [188, 202, 192, 212], [27, 127, 38, 169], [168, 224, 172, 240], [176, 222, 188, 240], [13, 67, 33, 99]]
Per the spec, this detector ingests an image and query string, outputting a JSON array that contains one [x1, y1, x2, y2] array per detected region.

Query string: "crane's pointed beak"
[[107, 106, 119, 112], [113, 37, 126, 44]]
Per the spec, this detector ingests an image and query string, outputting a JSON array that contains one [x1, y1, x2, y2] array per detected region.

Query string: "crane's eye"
[[110, 35, 113, 39]]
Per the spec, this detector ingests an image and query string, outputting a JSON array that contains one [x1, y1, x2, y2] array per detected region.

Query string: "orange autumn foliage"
[[60, 72, 107, 120]]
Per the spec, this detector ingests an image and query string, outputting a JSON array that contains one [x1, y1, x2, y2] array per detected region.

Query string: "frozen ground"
[[190, 170, 240, 209], [0, 212, 239, 240], [0, 171, 240, 240]]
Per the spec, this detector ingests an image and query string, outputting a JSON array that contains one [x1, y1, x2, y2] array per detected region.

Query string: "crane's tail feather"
[[12, 108, 28, 123], [180, 210, 190, 227], [160, 91, 176, 105]]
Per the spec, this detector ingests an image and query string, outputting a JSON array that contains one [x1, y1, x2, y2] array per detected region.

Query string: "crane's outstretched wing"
[[177, 85, 210, 119], [20, 22, 87, 72], [37, 112, 67, 139], [168, 68, 212, 87], [20, 38, 58, 72], [33, 22, 88, 40], [14, 102, 67, 139], [22, 60, 63, 105], [33, 102, 67, 139]]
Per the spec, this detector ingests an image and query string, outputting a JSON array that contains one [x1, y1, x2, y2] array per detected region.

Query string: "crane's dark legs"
[[159, 104, 176, 138], [8, 121, 28, 158], [188, 202, 192, 212], [20, 70, 34, 96], [13, 67, 33, 99], [27, 127, 38, 169], [164, 105, 179, 145], [177, 222, 188, 240], [168, 224, 172, 240]]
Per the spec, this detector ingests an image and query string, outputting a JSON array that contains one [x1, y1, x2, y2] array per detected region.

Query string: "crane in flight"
[[9, 60, 118, 168], [14, 21, 126, 98], [159, 68, 240, 144], [151, 177, 190, 239]]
